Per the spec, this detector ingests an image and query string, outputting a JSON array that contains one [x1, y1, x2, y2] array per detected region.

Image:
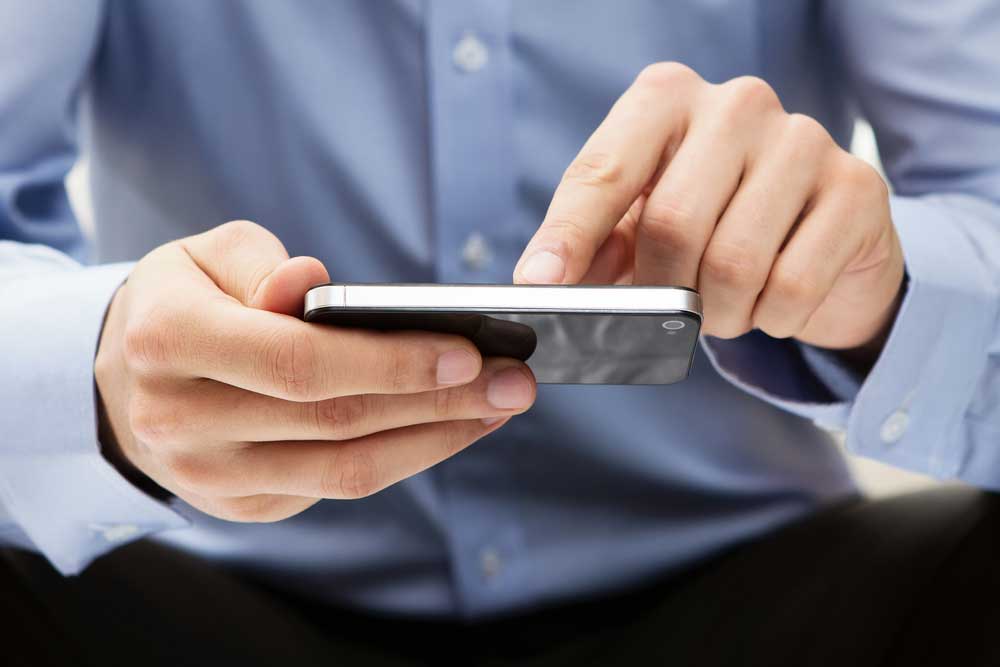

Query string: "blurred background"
[[65, 119, 938, 498]]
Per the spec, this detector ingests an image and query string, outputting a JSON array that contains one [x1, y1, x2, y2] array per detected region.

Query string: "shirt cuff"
[[702, 194, 996, 480], [0, 261, 189, 574], [700, 332, 851, 431], [795, 343, 865, 404]]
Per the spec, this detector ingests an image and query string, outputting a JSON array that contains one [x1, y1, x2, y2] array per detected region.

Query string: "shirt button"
[[880, 410, 909, 444], [479, 547, 503, 580], [91, 523, 140, 543], [452, 33, 489, 73], [461, 232, 493, 271]]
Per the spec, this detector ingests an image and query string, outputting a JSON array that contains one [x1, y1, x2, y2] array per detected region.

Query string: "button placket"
[[426, 3, 513, 284], [426, 1, 520, 617]]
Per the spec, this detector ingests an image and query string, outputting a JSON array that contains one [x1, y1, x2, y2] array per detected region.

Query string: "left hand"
[[514, 63, 905, 350]]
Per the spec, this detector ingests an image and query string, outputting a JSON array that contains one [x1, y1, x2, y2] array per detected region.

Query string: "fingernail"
[[437, 349, 480, 385], [519, 251, 565, 284], [482, 416, 505, 426], [487, 368, 534, 410]]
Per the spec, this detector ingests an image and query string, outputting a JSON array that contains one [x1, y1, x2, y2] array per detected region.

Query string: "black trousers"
[[4, 486, 1000, 667]]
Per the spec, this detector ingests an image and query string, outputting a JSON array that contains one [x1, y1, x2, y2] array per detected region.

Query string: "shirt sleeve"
[[0, 1, 188, 575], [704, 1, 1000, 488]]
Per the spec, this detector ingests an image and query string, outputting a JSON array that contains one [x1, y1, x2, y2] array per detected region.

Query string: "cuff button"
[[879, 410, 910, 444], [89, 523, 140, 543]]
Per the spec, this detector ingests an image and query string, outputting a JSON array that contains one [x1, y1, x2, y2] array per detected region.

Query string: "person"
[[2, 1, 999, 665]]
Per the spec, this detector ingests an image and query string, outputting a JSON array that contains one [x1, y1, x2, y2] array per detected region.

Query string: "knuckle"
[[375, 338, 425, 393], [753, 302, 805, 339], [639, 198, 699, 252], [214, 220, 273, 248], [563, 151, 626, 188], [323, 448, 381, 499], [162, 450, 217, 494], [836, 157, 889, 201], [704, 317, 752, 340], [724, 76, 781, 112], [538, 212, 590, 254], [212, 221, 286, 302], [127, 396, 181, 445], [433, 385, 465, 421], [635, 61, 699, 90], [125, 401, 157, 443], [768, 264, 820, 305], [700, 243, 764, 288], [239, 264, 274, 306], [784, 113, 829, 149], [313, 395, 370, 439], [716, 324, 753, 340], [756, 317, 800, 341], [265, 328, 318, 400], [860, 221, 896, 269], [121, 310, 174, 372], [387, 342, 414, 393]]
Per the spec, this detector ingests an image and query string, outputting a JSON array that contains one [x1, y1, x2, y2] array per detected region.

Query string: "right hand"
[[94, 221, 536, 522]]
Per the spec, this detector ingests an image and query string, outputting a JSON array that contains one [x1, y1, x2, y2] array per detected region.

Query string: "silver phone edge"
[[304, 284, 702, 317]]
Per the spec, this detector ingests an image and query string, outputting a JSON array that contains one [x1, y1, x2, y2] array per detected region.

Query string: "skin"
[[97, 64, 905, 523], [515, 63, 905, 357], [95, 221, 537, 522]]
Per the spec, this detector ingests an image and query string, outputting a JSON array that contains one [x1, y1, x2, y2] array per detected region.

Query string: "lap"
[[3, 486, 999, 667], [530, 485, 1000, 667], [0, 539, 406, 667]]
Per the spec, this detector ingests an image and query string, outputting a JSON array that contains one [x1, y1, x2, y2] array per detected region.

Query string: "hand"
[[515, 63, 905, 350], [94, 221, 536, 521]]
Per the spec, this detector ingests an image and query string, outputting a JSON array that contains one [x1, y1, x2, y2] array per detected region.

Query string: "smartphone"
[[303, 284, 702, 385]]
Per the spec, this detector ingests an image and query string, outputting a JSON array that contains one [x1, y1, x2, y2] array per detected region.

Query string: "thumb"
[[181, 221, 329, 317], [249, 255, 330, 316]]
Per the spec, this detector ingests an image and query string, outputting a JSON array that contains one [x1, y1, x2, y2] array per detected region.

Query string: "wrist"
[[96, 391, 173, 501], [834, 271, 909, 376], [94, 281, 172, 501]]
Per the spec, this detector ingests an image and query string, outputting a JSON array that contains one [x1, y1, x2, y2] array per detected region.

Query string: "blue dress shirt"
[[2, 1, 999, 619]]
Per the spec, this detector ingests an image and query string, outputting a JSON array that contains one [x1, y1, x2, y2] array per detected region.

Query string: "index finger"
[[136, 299, 484, 401], [513, 63, 698, 285]]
